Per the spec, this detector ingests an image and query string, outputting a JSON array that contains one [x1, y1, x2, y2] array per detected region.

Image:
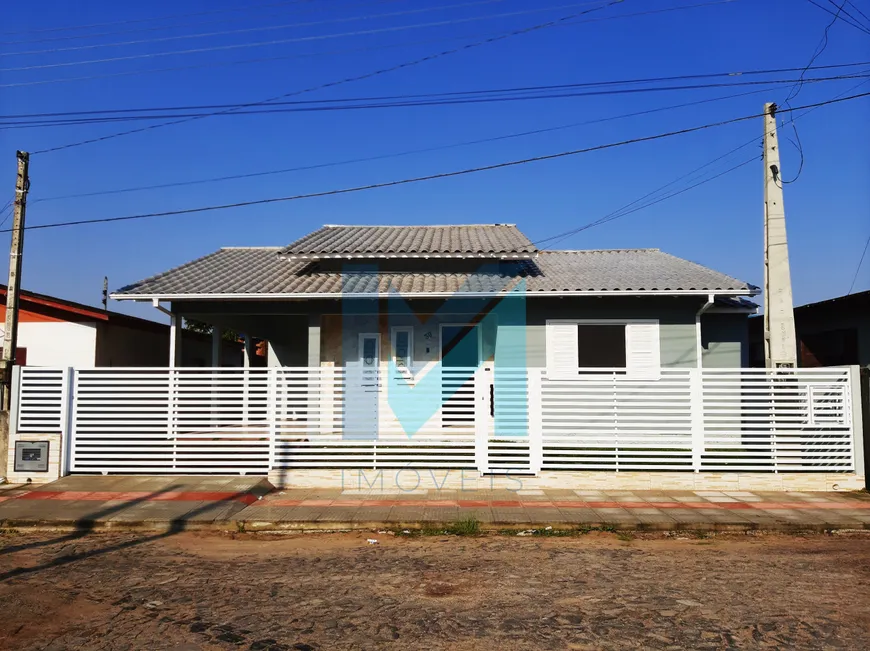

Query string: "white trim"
[[390, 326, 414, 369], [112, 289, 758, 301]]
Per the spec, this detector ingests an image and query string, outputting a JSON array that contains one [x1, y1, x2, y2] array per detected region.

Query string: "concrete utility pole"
[[2, 151, 30, 410], [762, 103, 797, 368]]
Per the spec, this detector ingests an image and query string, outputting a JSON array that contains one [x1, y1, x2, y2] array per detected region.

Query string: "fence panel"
[[16, 366, 67, 433], [539, 368, 695, 471], [70, 368, 271, 474], [11, 364, 856, 476], [699, 367, 853, 472]]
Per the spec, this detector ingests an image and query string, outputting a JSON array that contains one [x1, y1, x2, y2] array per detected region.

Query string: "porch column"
[[169, 314, 182, 367], [307, 314, 321, 367], [211, 327, 223, 367], [242, 334, 253, 368]]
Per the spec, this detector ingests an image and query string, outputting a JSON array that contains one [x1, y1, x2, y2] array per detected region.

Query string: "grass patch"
[[616, 531, 635, 542], [448, 517, 481, 536]]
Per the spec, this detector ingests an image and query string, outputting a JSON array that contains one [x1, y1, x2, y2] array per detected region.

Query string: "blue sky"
[[1, 0, 868, 320]]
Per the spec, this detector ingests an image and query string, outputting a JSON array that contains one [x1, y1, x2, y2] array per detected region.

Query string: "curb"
[[2, 518, 869, 535]]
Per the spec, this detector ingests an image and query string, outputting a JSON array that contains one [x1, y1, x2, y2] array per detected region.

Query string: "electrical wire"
[[805, 0, 870, 35], [7, 60, 868, 121], [0, 0, 738, 89], [845, 0, 870, 26], [0, 0, 320, 36], [29, 83, 787, 204], [4, 73, 868, 130], [532, 76, 870, 248], [847, 233, 870, 294], [828, 0, 870, 31], [30, 0, 630, 156], [12, 92, 870, 234], [0, 1, 620, 72], [1, 0, 412, 45], [2, 0, 518, 57]]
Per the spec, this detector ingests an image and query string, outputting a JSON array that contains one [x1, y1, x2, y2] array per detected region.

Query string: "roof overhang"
[[112, 289, 758, 302]]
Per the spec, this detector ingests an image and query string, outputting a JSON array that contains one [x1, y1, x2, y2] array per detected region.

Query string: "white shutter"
[[625, 322, 661, 379], [546, 322, 579, 378]]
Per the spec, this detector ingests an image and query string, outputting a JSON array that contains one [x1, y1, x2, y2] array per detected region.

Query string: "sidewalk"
[[2, 477, 870, 531]]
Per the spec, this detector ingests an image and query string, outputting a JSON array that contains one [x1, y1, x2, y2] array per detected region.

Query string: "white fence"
[[13, 365, 860, 475]]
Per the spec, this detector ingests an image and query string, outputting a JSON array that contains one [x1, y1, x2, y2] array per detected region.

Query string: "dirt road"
[[0, 530, 868, 650]]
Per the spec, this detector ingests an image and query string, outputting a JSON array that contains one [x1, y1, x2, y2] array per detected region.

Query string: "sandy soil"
[[0, 529, 868, 650]]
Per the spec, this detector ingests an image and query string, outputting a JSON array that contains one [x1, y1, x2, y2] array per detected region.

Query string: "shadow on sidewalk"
[[0, 490, 248, 581]]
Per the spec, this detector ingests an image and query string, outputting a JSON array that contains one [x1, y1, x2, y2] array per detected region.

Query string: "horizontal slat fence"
[[11, 365, 858, 475]]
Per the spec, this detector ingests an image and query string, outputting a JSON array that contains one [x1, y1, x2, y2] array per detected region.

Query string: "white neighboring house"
[[0, 284, 243, 368]]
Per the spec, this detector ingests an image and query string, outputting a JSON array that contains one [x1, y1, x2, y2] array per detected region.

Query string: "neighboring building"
[[0, 284, 243, 368], [112, 224, 758, 373], [749, 290, 870, 368]]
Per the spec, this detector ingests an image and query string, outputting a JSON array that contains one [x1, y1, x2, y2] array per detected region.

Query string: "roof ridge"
[[220, 246, 283, 250], [543, 248, 661, 254], [320, 223, 517, 228]]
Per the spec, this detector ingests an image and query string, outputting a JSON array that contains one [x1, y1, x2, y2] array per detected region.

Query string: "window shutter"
[[625, 322, 661, 379], [546, 322, 579, 377]]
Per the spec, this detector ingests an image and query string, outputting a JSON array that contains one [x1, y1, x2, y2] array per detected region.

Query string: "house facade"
[[9, 224, 861, 490], [113, 224, 757, 375]]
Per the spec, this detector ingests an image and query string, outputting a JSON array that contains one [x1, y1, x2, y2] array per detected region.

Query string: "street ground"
[[0, 530, 868, 650]]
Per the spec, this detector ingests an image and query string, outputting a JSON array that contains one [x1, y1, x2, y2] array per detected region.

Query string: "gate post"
[[528, 369, 543, 474], [848, 365, 864, 476], [61, 367, 75, 476], [267, 367, 278, 471], [474, 367, 489, 474], [690, 368, 704, 472]]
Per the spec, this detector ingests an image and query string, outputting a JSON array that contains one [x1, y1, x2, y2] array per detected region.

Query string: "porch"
[[8, 364, 864, 490]]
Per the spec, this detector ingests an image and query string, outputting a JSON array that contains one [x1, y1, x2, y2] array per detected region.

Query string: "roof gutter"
[[111, 289, 757, 302]]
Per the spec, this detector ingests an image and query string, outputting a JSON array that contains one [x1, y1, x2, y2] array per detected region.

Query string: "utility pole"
[[102, 276, 108, 310], [762, 104, 797, 368], [1, 151, 30, 410]]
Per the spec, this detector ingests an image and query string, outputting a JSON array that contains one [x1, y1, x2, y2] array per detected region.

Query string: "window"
[[546, 320, 660, 379], [391, 327, 413, 369], [577, 324, 626, 367]]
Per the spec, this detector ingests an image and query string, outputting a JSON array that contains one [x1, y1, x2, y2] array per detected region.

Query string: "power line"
[[3, 0, 516, 57], [0, 0, 738, 89], [533, 75, 870, 249], [847, 232, 870, 293], [30, 83, 787, 204], [6, 73, 869, 130], [30, 0, 630, 156], [13, 92, 870, 234], [0, 0, 320, 37], [2, 0, 405, 45], [537, 156, 757, 250], [845, 0, 870, 26], [805, 0, 870, 35], [0, 1, 619, 72], [8, 60, 868, 120], [830, 0, 870, 30], [781, 0, 847, 184]]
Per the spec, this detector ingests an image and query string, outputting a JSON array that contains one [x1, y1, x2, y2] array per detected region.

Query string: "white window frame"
[[545, 319, 661, 379], [390, 326, 414, 370]]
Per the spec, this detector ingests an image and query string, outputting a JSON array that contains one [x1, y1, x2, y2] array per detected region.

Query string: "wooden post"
[[2, 151, 30, 411]]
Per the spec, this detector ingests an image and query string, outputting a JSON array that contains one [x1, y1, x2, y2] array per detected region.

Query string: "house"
[[0, 284, 243, 368], [749, 290, 870, 368], [10, 223, 861, 490], [112, 224, 759, 373]]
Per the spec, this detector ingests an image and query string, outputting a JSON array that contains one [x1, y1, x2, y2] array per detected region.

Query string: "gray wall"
[[701, 313, 749, 368]]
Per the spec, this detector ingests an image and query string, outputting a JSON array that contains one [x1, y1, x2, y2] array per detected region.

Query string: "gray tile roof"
[[280, 224, 537, 258], [114, 248, 756, 298]]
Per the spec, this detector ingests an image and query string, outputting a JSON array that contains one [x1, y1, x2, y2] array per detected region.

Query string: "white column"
[[169, 314, 182, 367], [211, 327, 223, 367], [528, 369, 543, 474], [242, 334, 253, 368], [690, 368, 704, 472]]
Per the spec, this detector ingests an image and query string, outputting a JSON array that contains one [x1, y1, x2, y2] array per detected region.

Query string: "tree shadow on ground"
[[0, 490, 249, 581]]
